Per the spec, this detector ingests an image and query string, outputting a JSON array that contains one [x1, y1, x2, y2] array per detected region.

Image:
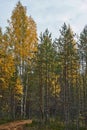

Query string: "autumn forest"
[[0, 1, 87, 130]]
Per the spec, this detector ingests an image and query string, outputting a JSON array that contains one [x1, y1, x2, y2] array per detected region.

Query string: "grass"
[[0, 118, 86, 130], [0, 118, 13, 125], [25, 120, 65, 130], [25, 120, 87, 130]]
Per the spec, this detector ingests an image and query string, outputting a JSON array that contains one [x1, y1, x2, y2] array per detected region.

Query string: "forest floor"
[[24, 120, 86, 130], [0, 119, 32, 130], [0, 120, 86, 130]]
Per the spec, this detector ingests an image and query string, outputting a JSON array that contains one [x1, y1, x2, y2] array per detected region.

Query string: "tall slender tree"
[[54, 23, 80, 129], [7, 1, 38, 118], [79, 25, 87, 128], [35, 29, 59, 122]]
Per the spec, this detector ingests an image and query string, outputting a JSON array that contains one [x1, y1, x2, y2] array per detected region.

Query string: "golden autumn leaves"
[[0, 2, 37, 98]]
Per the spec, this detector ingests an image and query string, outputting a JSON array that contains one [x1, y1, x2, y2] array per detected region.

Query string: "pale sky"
[[0, 0, 87, 38]]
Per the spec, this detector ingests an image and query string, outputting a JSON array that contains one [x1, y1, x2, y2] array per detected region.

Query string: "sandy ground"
[[0, 120, 32, 130]]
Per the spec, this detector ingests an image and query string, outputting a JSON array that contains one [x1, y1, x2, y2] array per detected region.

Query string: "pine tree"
[[54, 23, 80, 129], [34, 29, 60, 122], [79, 25, 87, 128]]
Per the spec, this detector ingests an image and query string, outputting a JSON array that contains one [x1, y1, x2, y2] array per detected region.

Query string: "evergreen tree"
[[54, 23, 80, 129], [79, 25, 87, 128], [35, 29, 59, 122]]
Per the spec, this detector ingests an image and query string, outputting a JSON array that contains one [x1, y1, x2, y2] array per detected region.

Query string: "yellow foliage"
[[0, 78, 5, 83], [50, 74, 61, 96], [0, 35, 15, 89], [15, 77, 23, 95], [10, 2, 38, 63]]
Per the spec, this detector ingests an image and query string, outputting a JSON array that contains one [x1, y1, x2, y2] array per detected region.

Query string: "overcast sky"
[[0, 0, 87, 38]]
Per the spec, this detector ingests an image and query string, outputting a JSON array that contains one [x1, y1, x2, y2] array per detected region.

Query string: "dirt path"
[[0, 120, 32, 130]]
